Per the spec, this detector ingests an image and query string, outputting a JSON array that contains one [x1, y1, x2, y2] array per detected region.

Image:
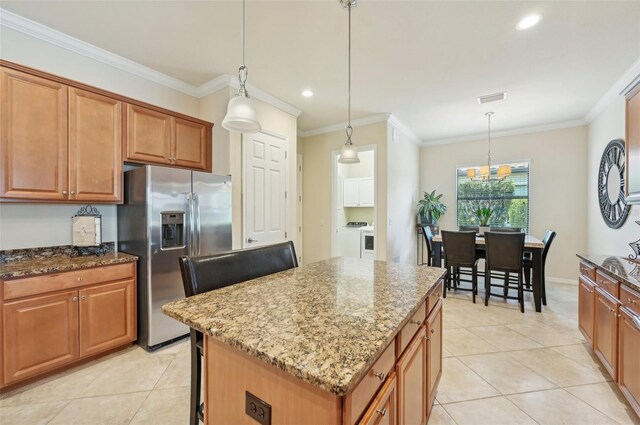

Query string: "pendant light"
[[222, 0, 261, 134], [338, 0, 360, 164], [467, 112, 511, 180]]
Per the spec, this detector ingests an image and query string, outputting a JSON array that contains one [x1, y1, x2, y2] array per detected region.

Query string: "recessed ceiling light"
[[301, 90, 314, 97], [516, 14, 542, 30]]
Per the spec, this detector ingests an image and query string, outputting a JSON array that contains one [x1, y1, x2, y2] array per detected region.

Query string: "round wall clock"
[[598, 139, 629, 229]]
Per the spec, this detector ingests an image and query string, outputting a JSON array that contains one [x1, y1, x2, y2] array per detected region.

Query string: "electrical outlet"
[[245, 391, 271, 425]]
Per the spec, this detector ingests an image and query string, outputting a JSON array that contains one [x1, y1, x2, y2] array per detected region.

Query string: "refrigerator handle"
[[187, 192, 193, 255], [194, 193, 201, 255]]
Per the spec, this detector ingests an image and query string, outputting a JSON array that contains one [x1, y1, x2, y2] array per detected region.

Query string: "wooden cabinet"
[[0, 67, 68, 201], [625, 82, 640, 204], [359, 374, 397, 425], [343, 178, 374, 207], [79, 280, 135, 357], [125, 104, 210, 171], [618, 307, 640, 417], [396, 325, 427, 425], [3, 291, 79, 385], [1, 262, 136, 389], [578, 276, 596, 345], [426, 299, 443, 411], [594, 287, 620, 380]]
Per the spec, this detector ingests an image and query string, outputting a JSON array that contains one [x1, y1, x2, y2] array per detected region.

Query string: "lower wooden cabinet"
[[426, 299, 443, 411], [1, 263, 137, 388], [618, 307, 640, 417], [2, 290, 79, 384], [360, 374, 397, 425], [396, 326, 427, 425], [594, 287, 620, 380], [578, 276, 596, 344]]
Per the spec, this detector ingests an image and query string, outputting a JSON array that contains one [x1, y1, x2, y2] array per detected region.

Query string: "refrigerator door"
[[192, 172, 232, 256], [147, 166, 192, 348]]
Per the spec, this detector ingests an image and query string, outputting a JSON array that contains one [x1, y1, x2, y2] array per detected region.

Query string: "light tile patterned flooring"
[[1, 282, 639, 424]]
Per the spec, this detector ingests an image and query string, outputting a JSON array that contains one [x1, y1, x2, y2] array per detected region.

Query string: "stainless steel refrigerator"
[[117, 165, 232, 350]]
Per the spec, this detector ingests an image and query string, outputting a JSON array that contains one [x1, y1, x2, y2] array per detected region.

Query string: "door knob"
[[247, 238, 259, 243]]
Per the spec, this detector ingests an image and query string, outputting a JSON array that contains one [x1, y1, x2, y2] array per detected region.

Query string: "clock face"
[[598, 139, 629, 229]]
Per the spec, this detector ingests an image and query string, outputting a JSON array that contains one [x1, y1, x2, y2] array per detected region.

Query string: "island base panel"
[[204, 336, 342, 425]]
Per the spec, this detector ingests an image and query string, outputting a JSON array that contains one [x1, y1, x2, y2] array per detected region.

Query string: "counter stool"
[[441, 230, 479, 303], [179, 242, 298, 425], [484, 232, 526, 312], [523, 230, 556, 305]]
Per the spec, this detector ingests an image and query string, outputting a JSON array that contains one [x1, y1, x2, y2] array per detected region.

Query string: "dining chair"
[[441, 230, 479, 303], [484, 232, 526, 312], [421, 226, 438, 266], [179, 242, 298, 425], [489, 227, 521, 232], [523, 230, 556, 305], [459, 225, 479, 232]]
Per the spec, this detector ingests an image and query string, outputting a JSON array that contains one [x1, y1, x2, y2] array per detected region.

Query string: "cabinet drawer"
[[3, 262, 135, 300], [595, 270, 620, 299], [621, 285, 640, 317], [579, 262, 596, 282], [358, 373, 397, 425], [344, 342, 396, 425], [396, 301, 426, 356], [427, 280, 444, 314]]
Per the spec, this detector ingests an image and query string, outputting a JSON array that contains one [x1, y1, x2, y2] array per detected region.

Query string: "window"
[[456, 162, 530, 233]]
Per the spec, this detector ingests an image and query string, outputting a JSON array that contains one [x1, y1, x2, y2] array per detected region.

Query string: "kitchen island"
[[163, 257, 446, 425]]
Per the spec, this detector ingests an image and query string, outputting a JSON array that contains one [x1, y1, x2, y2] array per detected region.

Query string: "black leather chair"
[[421, 226, 436, 266], [490, 227, 521, 232], [459, 225, 479, 232], [441, 230, 479, 303], [523, 230, 556, 305], [484, 232, 526, 312], [179, 241, 298, 425]]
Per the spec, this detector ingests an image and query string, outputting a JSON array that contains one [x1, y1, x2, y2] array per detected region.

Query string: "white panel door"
[[359, 178, 374, 206], [244, 132, 287, 247]]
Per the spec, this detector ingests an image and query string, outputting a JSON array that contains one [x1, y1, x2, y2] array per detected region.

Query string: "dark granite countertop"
[[163, 257, 446, 396], [576, 254, 640, 292], [0, 243, 138, 280]]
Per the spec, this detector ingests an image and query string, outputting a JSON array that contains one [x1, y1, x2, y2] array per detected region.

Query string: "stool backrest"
[[485, 232, 525, 272], [441, 230, 476, 265], [542, 230, 557, 263], [489, 227, 521, 232], [421, 226, 434, 259], [180, 241, 298, 297], [459, 225, 479, 232]]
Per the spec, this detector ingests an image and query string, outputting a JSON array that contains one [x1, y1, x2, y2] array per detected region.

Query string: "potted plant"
[[475, 207, 493, 235], [417, 190, 447, 225]]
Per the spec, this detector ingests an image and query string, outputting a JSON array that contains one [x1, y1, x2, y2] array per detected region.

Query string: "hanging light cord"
[[238, 0, 248, 97], [345, 3, 353, 144], [486, 112, 492, 168]]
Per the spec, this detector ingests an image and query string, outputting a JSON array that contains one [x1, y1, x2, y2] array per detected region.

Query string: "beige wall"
[[420, 126, 589, 280], [387, 125, 420, 264], [299, 122, 388, 264], [587, 96, 640, 255], [199, 87, 236, 176], [0, 27, 199, 249]]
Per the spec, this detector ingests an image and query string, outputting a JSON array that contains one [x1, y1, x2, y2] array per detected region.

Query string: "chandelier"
[[467, 112, 511, 181]]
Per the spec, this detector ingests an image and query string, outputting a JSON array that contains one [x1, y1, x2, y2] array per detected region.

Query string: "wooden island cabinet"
[[577, 256, 640, 418]]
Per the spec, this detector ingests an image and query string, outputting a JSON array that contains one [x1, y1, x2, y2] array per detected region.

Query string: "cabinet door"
[[3, 290, 79, 385], [618, 307, 640, 417], [344, 179, 360, 207], [69, 88, 122, 202], [578, 276, 596, 346], [594, 287, 620, 380], [397, 326, 427, 425], [426, 300, 443, 412], [124, 103, 172, 165], [173, 117, 209, 171], [359, 374, 397, 425], [79, 279, 135, 357], [0, 67, 68, 200], [359, 178, 375, 207]]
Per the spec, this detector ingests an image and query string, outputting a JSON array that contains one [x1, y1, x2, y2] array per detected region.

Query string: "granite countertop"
[[577, 254, 640, 292], [0, 244, 138, 280], [162, 257, 446, 396]]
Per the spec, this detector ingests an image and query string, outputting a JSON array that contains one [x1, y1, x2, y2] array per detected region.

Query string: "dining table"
[[431, 233, 546, 312]]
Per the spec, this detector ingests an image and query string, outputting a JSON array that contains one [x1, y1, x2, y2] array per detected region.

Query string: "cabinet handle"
[[424, 335, 431, 341], [77, 277, 83, 282], [372, 371, 386, 381], [81, 295, 87, 301], [376, 408, 387, 417], [62, 190, 68, 195], [410, 319, 422, 326], [72, 296, 78, 302], [628, 298, 637, 304], [70, 191, 76, 195], [431, 328, 435, 334]]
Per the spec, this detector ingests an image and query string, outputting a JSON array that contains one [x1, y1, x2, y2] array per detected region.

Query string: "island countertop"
[[162, 257, 446, 396]]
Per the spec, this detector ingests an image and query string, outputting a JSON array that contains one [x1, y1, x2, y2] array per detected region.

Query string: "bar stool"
[[523, 230, 556, 305], [441, 230, 479, 303], [484, 232, 526, 312], [179, 242, 298, 425]]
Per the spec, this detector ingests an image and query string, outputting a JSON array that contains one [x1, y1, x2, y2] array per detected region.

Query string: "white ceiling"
[[2, 1, 640, 142]]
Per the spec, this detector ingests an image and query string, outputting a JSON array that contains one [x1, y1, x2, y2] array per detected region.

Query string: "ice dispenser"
[[161, 212, 184, 248]]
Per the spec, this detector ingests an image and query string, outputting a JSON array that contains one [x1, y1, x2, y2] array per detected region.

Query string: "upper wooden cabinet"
[[0, 67, 69, 200], [625, 82, 640, 204], [124, 104, 211, 171]]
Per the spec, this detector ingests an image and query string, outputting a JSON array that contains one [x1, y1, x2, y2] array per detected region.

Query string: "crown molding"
[[421, 119, 586, 147], [387, 114, 420, 145], [584, 55, 640, 123], [195, 74, 233, 97], [298, 113, 391, 138]]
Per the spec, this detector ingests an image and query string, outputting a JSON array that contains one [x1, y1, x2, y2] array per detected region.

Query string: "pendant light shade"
[[222, 0, 261, 134], [497, 164, 512, 178], [467, 168, 477, 179], [337, 0, 360, 164]]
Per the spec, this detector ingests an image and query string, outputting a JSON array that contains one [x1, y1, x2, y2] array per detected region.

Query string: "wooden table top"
[[432, 233, 544, 249]]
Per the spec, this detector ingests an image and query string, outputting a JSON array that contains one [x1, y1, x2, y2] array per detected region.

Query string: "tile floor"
[[1, 282, 638, 424]]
